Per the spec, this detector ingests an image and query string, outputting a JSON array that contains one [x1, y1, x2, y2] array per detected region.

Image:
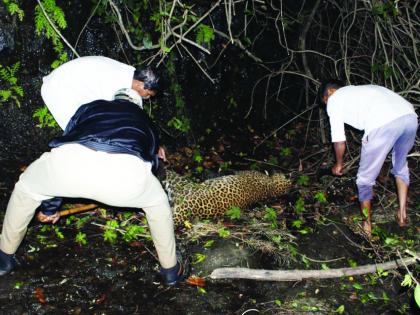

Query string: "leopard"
[[162, 170, 292, 227]]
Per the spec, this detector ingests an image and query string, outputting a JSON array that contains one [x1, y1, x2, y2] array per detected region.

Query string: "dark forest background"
[[0, 2, 419, 313], [0, 0, 418, 164]]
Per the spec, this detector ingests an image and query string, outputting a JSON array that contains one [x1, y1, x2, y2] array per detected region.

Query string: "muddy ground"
[[0, 127, 419, 315]]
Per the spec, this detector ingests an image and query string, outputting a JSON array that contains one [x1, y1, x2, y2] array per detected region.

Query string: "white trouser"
[[0, 143, 176, 268]]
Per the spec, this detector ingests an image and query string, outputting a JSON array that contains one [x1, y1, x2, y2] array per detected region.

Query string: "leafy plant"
[[372, 0, 399, 20], [122, 224, 147, 242], [195, 24, 215, 47], [280, 147, 292, 157], [267, 155, 278, 165], [295, 197, 305, 214], [264, 207, 277, 228], [203, 240, 214, 248], [34, 0, 68, 68], [314, 191, 327, 203], [226, 206, 241, 220], [362, 207, 369, 218], [103, 219, 119, 244], [0, 62, 24, 107], [193, 253, 207, 264], [335, 305, 345, 314], [75, 216, 91, 229], [53, 226, 64, 239], [218, 227, 230, 238], [292, 219, 303, 229], [218, 161, 232, 172], [2, 0, 24, 21], [165, 55, 191, 133], [297, 175, 309, 186], [193, 151, 203, 163], [75, 232, 87, 246], [33, 106, 58, 128], [167, 116, 190, 132], [401, 273, 420, 307]]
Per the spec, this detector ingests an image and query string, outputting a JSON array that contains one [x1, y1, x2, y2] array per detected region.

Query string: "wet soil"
[[1, 135, 419, 314]]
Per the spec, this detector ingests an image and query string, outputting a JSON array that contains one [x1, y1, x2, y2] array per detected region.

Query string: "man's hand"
[[36, 211, 61, 224], [331, 163, 344, 176], [158, 146, 167, 162]]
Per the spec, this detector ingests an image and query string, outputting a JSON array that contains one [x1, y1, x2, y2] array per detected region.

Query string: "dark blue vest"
[[41, 98, 161, 215]]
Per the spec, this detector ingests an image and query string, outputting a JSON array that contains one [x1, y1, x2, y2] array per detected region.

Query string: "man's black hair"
[[133, 68, 160, 91], [318, 79, 345, 105]]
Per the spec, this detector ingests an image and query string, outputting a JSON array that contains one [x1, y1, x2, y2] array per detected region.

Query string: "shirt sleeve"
[[327, 104, 346, 142]]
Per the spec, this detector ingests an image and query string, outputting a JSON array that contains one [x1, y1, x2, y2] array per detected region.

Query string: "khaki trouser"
[[0, 143, 177, 268]]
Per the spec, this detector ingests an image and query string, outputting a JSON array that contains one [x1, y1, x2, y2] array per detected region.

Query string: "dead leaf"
[[34, 287, 46, 304], [186, 276, 205, 287], [95, 293, 107, 305]]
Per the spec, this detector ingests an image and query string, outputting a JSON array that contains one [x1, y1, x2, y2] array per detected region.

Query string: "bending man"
[[41, 55, 158, 130], [0, 88, 184, 285], [319, 81, 418, 236]]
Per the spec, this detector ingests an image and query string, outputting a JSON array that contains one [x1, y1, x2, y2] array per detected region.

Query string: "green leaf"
[[314, 191, 327, 203], [401, 274, 412, 287], [106, 219, 119, 229], [280, 147, 291, 157], [297, 175, 309, 186], [295, 197, 305, 214], [321, 263, 329, 270], [352, 283, 363, 290], [75, 232, 87, 246], [14, 281, 24, 289], [226, 206, 241, 220], [414, 284, 420, 307], [218, 227, 230, 238], [203, 240, 214, 248], [335, 305, 345, 314], [195, 24, 215, 46], [103, 229, 118, 244], [384, 237, 399, 246], [143, 37, 153, 49], [292, 219, 303, 228], [193, 253, 207, 264], [362, 207, 369, 218], [53, 226, 64, 239], [264, 207, 277, 222]]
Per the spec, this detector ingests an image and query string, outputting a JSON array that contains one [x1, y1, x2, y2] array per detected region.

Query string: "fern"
[[0, 90, 12, 102], [34, 0, 68, 68], [0, 62, 24, 107], [2, 0, 25, 21], [33, 106, 58, 128]]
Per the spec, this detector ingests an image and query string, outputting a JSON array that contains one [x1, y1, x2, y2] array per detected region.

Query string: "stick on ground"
[[58, 204, 98, 217], [210, 256, 418, 281]]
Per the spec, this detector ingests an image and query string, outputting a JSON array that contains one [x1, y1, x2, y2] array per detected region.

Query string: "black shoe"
[[0, 250, 16, 276], [159, 252, 189, 286]]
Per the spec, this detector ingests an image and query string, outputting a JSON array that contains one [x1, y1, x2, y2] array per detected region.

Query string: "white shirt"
[[41, 56, 136, 129], [327, 85, 416, 142]]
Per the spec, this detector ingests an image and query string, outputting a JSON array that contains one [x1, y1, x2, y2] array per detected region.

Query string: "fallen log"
[[210, 256, 418, 281]]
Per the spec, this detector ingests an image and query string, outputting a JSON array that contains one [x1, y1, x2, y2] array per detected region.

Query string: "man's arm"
[[332, 141, 346, 175]]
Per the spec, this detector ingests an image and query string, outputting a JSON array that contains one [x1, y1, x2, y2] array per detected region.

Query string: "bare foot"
[[396, 211, 409, 227], [362, 220, 372, 239]]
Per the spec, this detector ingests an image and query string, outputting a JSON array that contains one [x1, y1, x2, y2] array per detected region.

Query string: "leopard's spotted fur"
[[163, 170, 292, 226]]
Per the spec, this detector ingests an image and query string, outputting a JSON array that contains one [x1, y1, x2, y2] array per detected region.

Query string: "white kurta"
[[41, 56, 135, 129]]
